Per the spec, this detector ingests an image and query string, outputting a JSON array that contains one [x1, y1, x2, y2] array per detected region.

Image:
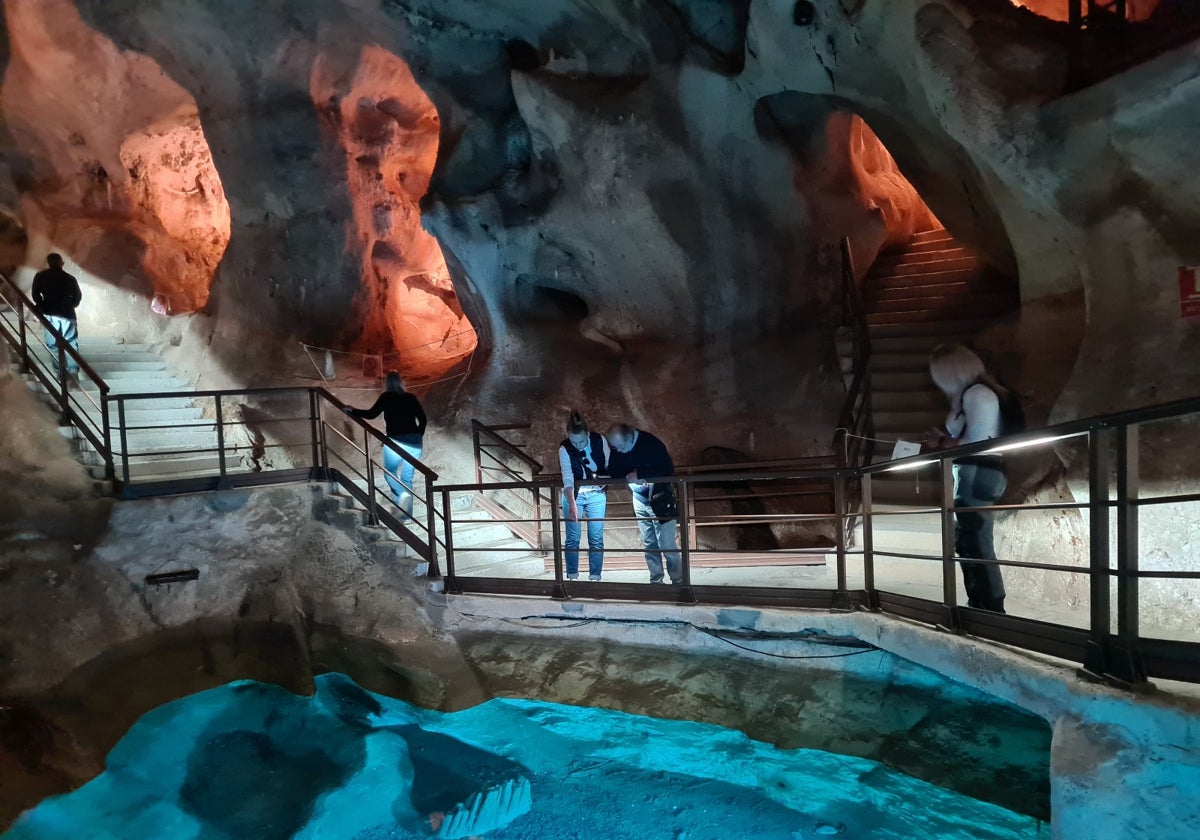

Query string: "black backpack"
[[996, 386, 1026, 436], [964, 381, 1025, 437]]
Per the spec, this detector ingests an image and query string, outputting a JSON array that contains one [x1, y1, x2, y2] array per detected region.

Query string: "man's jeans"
[[384, 434, 423, 519], [632, 487, 681, 584], [44, 315, 79, 375], [562, 489, 606, 578]]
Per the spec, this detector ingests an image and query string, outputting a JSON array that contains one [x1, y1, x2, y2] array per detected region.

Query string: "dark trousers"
[[954, 461, 1007, 613]]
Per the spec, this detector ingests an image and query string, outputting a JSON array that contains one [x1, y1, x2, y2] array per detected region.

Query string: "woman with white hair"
[[926, 343, 1010, 613], [345, 370, 427, 519]]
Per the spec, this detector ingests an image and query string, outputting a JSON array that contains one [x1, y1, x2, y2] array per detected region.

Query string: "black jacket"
[[607, 429, 674, 483], [350, 391, 427, 438], [32, 267, 82, 319]]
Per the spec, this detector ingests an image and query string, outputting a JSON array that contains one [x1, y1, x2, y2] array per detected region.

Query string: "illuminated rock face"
[[2, 0, 229, 313], [311, 46, 476, 382], [1010, 0, 1159, 21]]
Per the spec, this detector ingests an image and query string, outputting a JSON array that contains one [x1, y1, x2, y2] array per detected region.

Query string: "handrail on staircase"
[[832, 237, 875, 548], [0, 271, 114, 480]]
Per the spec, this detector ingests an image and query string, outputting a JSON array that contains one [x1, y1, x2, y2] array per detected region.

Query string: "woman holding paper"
[[925, 344, 1008, 613]]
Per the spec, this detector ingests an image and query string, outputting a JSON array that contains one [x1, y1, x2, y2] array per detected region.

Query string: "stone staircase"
[[24, 336, 220, 482], [840, 227, 1019, 510], [323, 479, 546, 578]]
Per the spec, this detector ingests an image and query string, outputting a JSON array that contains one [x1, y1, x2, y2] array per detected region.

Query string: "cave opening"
[[513, 276, 590, 324]]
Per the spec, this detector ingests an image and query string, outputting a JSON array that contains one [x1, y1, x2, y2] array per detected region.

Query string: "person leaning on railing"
[[557, 410, 611, 581], [344, 370, 426, 520], [31, 253, 82, 377], [606, 423, 681, 585], [924, 343, 1011, 614]]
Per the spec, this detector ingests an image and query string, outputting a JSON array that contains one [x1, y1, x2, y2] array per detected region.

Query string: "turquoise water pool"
[[4, 673, 1042, 839]]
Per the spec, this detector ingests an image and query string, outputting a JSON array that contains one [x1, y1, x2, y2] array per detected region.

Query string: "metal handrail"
[[0, 272, 110, 387], [0, 271, 114, 479], [471, 419, 543, 478]]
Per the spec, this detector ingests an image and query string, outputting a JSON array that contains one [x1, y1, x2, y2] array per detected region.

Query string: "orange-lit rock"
[[2, 0, 229, 313], [1009, 0, 1159, 21], [788, 110, 938, 275], [311, 45, 475, 383]]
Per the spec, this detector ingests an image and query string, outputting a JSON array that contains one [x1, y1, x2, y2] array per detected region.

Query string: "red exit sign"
[[1181, 266, 1200, 318]]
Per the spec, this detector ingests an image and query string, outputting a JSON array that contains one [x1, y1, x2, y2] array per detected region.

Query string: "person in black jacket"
[[557, 410, 611, 580], [31, 253, 82, 376], [606, 423, 681, 584], [344, 370, 427, 519]]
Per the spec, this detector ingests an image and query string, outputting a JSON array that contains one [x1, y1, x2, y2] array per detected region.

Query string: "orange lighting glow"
[[312, 46, 476, 384]]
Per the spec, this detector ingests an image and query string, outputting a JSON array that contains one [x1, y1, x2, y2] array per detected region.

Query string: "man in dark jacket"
[[31, 253, 82, 376], [606, 423, 681, 584]]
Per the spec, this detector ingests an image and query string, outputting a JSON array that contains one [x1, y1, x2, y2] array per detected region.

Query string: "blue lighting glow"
[[4, 673, 1042, 839]]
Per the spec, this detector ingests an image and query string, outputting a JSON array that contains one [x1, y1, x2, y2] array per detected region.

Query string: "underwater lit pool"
[[4, 673, 1045, 839]]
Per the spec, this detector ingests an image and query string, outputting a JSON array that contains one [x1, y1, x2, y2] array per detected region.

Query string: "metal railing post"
[[1083, 427, 1112, 678], [678, 479, 693, 588], [1113, 423, 1147, 686], [117, 398, 131, 487], [425, 481, 439, 578], [56, 342, 69, 421], [365, 430, 379, 526], [472, 422, 482, 484], [214, 394, 227, 479], [308, 390, 320, 473], [100, 388, 114, 482], [441, 489, 458, 593], [550, 484, 566, 598], [833, 473, 851, 610], [16, 296, 30, 371], [939, 457, 960, 630], [532, 465, 544, 549], [862, 472, 876, 609]]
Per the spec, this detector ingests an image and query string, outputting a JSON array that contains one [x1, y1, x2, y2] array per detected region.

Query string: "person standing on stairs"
[[31, 253, 81, 377], [344, 371, 426, 520], [606, 423, 682, 585], [925, 344, 1009, 613], [558, 410, 611, 581]]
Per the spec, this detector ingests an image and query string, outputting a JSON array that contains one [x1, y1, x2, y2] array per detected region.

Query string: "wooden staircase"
[[845, 227, 1019, 506]]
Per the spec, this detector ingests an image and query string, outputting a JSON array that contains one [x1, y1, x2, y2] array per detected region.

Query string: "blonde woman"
[[926, 344, 1010, 613], [557, 411, 610, 580]]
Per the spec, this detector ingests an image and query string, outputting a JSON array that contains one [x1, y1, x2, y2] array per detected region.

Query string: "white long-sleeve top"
[[558, 436, 610, 496]]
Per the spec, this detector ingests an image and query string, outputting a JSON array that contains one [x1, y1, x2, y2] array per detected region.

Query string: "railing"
[[1063, 0, 1200, 92], [442, 399, 1200, 688], [106, 385, 442, 571], [471, 420, 546, 548], [833, 236, 875, 549], [7, 274, 1199, 687], [0, 273, 114, 480]]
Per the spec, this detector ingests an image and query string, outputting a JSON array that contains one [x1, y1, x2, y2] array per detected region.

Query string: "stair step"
[[888, 239, 958, 257], [872, 409, 946, 432], [867, 307, 1013, 326], [82, 405, 205, 423], [867, 281, 1008, 304], [96, 454, 225, 479], [867, 291, 1015, 313], [450, 519, 521, 549], [79, 376, 191, 392], [869, 252, 978, 273], [871, 390, 944, 411], [451, 550, 546, 577], [869, 371, 935, 390], [867, 267, 984, 287], [909, 228, 951, 244], [866, 318, 994, 338]]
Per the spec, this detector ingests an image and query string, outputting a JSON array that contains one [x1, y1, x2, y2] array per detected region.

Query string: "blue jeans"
[[953, 460, 1007, 612], [563, 490, 606, 578], [632, 487, 681, 584], [384, 434, 423, 519], [44, 315, 79, 375]]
